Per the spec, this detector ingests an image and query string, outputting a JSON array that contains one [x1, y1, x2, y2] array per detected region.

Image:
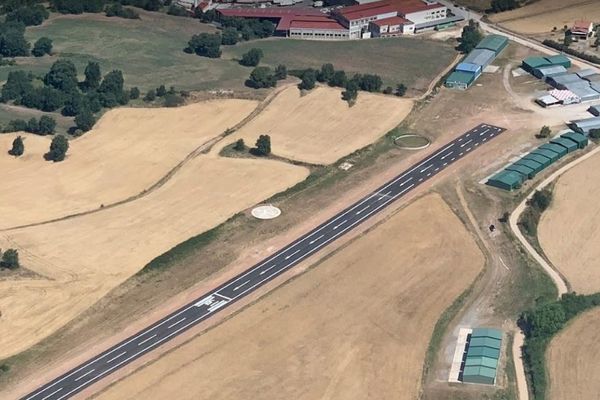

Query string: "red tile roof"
[[370, 15, 412, 26], [289, 15, 347, 30], [399, 0, 444, 14], [572, 20, 592, 33], [337, 0, 444, 21], [217, 7, 321, 19]]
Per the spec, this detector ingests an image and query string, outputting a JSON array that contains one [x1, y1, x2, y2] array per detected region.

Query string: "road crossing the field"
[[21, 123, 505, 400]]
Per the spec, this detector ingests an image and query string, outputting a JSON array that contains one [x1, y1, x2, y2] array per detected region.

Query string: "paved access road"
[[22, 123, 505, 400]]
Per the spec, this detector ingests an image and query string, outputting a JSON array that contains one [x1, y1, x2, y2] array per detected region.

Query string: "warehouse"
[[461, 328, 503, 386], [523, 153, 552, 168], [455, 62, 482, 76], [539, 143, 568, 158], [550, 137, 578, 152], [533, 65, 567, 80], [545, 54, 571, 68], [514, 158, 544, 174], [522, 56, 552, 73], [561, 131, 588, 148], [536, 94, 561, 108], [564, 82, 600, 102], [462, 48, 496, 69], [547, 73, 584, 90], [288, 16, 349, 40], [486, 170, 523, 191], [445, 71, 477, 90], [475, 34, 508, 55], [531, 148, 560, 162], [506, 164, 536, 179], [569, 117, 600, 134], [368, 15, 414, 37]]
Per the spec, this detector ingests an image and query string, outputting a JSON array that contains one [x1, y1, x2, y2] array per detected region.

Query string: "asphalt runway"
[[21, 123, 505, 400]]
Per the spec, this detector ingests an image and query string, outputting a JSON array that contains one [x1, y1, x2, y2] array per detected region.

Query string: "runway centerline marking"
[[309, 234, 325, 245], [284, 249, 301, 260], [74, 370, 95, 382], [167, 318, 186, 329], [41, 388, 62, 400], [106, 351, 126, 364], [420, 164, 433, 173], [460, 139, 473, 148], [333, 219, 348, 229], [356, 205, 370, 215], [138, 334, 157, 346]]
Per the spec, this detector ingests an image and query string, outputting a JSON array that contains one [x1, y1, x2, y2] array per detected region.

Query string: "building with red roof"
[[571, 20, 594, 39], [369, 15, 414, 36]]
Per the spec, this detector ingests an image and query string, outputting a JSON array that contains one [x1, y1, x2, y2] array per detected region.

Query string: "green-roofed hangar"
[[460, 327, 503, 385], [486, 132, 587, 191]]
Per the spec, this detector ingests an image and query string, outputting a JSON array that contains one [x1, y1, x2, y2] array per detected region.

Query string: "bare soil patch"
[[0, 100, 257, 229], [214, 86, 413, 165], [547, 307, 600, 400], [490, 0, 600, 34], [538, 150, 600, 294], [0, 156, 308, 360], [94, 194, 483, 400]]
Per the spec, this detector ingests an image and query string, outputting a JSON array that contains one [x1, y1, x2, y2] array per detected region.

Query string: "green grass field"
[[223, 37, 457, 93], [20, 11, 249, 91]]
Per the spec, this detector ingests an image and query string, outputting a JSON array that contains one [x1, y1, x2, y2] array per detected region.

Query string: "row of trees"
[[518, 188, 552, 236], [4, 116, 56, 135], [1, 60, 137, 133], [0, 248, 19, 269], [543, 39, 600, 65], [488, 0, 519, 13], [7, 134, 69, 161], [5, 3, 49, 26], [50, 0, 161, 14], [520, 292, 600, 399]]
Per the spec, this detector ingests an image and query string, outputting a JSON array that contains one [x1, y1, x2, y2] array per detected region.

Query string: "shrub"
[[45, 135, 69, 162], [8, 135, 24, 156], [246, 66, 276, 89], [1, 248, 19, 269], [298, 69, 317, 90], [251, 134, 271, 156], [75, 110, 96, 132], [32, 36, 53, 57], [239, 48, 263, 67], [274, 64, 287, 80], [233, 138, 245, 151], [163, 93, 184, 107]]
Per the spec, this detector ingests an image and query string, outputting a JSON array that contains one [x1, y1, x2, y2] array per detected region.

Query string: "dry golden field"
[[95, 194, 483, 400], [547, 307, 600, 400], [490, 0, 600, 34], [0, 156, 308, 359], [539, 152, 600, 294], [0, 99, 257, 229], [215, 86, 413, 165]]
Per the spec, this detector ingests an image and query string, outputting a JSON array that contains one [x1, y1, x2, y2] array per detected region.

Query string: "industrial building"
[[569, 117, 600, 134], [445, 34, 508, 90], [461, 328, 503, 385], [487, 132, 588, 191]]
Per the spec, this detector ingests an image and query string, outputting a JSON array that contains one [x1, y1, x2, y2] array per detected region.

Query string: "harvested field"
[[539, 152, 600, 294], [490, 0, 600, 34], [547, 307, 600, 400], [0, 99, 257, 229], [215, 86, 413, 165], [95, 194, 484, 400], [0, 156, 308, 359]]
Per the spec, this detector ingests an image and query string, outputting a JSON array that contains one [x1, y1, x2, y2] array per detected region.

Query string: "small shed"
[[445, 71, 476, 90], [550, 137, 578, 152], [506, 164, 535, 179], [463, 48, 496, 68], [476, 34, 508, 55], [486, 170, 523, 191], [561, 132, 588, 148], [534, 65, 567, 79], [539, 143, 568, 158], [545, 54, 571, 68], [536, 94, 560, 107]]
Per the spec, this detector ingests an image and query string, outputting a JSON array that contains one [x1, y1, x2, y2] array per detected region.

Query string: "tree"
[[274, 64, 287, 80], [563, 32, 572, 47], [74, 110, 96, 132], [81, 61, 101, 92], [163, 93, 184, 107], [317, 63, 335, 83], [221, 28, 239, 45], [396, 83, 407, 97], [99, 70, 124, 96], [1, 70, 33, 101], [490, 0, 518, 13], [44, 59, 78, 92], [530, 189, 552, 211], [458, 19, 483, 53], [8, 135, 24, 156], [298, 69, 317, 90], [233, 138, 245, 151], [0, 22, 31, 57], [143, 89, 156, 102], [383, 86, 393, 95], [45, 135, 69, 162], [239, 48, 263, 67], [252, 134, 271, 156], [187, 33, 221, 58], [329, 70, 347, 88], [129, 87, 140, 99], [38, 115, 56, 135], [156, 84, 167, 97], [357, 74, 382, 92], [167, 4, 188, 16], [538, 125, 551, 138], [32, 36, 53, 57], [342, 80, 358, 103], [6, 5, 49, 26], [246, 66, 276, 89], [38, 87, 64, 112], [1, 249, 19, 269]]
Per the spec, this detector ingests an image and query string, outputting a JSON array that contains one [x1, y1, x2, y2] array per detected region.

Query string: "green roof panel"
[[514, 158, 544, 173], [505, 164, 535, 179], [523, 153, 552, 168], [523, 56, 552, 70], [471, 328, 503, 340], [561, 132, 588, 148], [465, 356, 499, 369], [469, 337, 501, 350], [545, 54, 571, 68], [532, 148, 560, 162], [550, 137, 578, 152], [476, 34, 509, 54], [463, 365, 497, 379], [466, 346, 501, 359], [539, 143, 568, 157]]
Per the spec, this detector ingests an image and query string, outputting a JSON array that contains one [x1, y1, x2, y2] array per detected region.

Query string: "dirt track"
[[94, 194, 484, 400]]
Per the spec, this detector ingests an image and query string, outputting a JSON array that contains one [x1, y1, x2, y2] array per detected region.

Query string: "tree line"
[[543, 39, 600, 65]]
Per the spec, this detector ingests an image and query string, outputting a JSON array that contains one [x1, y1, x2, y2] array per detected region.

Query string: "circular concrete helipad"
[[251, 205, 282, 220]]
